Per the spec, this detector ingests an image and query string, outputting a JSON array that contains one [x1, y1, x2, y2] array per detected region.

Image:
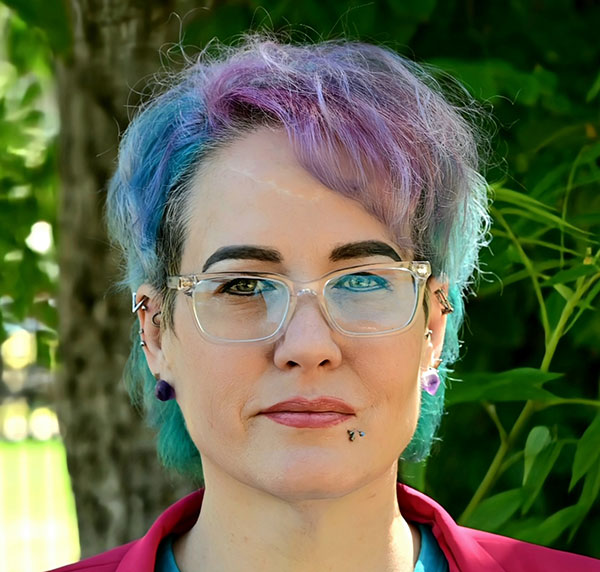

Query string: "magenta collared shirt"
[[50, 484, 600, 571]]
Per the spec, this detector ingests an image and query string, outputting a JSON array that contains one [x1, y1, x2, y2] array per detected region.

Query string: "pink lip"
[[259, 397, 355, 428]]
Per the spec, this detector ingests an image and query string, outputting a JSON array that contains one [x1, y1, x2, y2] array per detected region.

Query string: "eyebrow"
[[202, 240, 401, 272]]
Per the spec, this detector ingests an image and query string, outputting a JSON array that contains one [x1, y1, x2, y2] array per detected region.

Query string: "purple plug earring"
[[154, 375, 175, 401], [421, 368, 441, 396]]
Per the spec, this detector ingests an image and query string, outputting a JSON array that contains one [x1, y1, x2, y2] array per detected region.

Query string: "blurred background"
[[0, 0, 599, 570]]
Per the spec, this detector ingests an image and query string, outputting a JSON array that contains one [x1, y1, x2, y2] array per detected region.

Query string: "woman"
[[53, 36, 599, 571]]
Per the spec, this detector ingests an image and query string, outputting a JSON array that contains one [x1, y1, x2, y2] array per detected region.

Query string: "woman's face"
[[145, 128, 443, 500]]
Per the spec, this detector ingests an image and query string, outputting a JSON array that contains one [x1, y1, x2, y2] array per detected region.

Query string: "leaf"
[[465, 489, 523, 532], [564, 278, 600, 335], [586, 69, 600, 103], [569, 457, 600, 542], [498, 207, 591, 238], [578, 455, 600, 511], [542, 264, 599, 287], [522, 439, 564, 514], [523, 426, 551, 485], [493, 186, 558, 212], [427, 59, 554, 106], [20, 81, 42, 107], [570, 415, 600, 491], [2, 0, 71, 54], [553, 284, 574, 302], [509, 505, 582, 546], [446, 369, 562, 406]]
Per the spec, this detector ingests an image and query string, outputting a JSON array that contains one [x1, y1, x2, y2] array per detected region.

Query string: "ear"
[[421, 277, 449, 370], [135, 284, 174, 382]]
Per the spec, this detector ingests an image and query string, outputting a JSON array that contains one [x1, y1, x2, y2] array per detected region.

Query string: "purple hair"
[[107, 35, 490, 479]]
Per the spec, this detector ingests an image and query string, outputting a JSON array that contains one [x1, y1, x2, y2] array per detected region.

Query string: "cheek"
[[167, 337, 266, 450], [350, 334, 423, 448], [354, 334, 423, 400]]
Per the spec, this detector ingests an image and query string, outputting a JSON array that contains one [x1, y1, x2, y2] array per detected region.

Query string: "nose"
[[273, 293, 342, 371]]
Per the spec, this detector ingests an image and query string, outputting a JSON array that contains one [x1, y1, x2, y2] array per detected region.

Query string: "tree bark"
[[55, 0, 195, 557]]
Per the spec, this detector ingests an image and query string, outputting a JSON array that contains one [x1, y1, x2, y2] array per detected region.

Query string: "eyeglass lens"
[[191, 268, 419, 341]]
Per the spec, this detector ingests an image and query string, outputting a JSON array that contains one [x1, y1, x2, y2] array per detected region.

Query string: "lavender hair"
[[106, 35, 490, 480]]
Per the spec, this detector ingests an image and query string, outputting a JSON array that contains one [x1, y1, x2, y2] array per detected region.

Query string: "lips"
[[259, 397, 355, 428], [261, 397, 356, 415]]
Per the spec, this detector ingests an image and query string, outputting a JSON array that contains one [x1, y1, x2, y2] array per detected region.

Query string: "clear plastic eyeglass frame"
[[166, 261, 432, 344]]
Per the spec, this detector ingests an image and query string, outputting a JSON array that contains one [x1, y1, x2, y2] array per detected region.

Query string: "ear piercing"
[[132, 292, 149, 313], [152, 312, 162, 327], [154, 374, 175, 401], [434, 289, 454, 315], [347, 429, 365, 442], [421, 368, 441, 396]]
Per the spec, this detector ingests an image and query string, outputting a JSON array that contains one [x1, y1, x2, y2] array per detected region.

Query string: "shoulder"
[[47, 490, 205, 572], [463, 527, 600, 571], [397, 484, 600, 572]]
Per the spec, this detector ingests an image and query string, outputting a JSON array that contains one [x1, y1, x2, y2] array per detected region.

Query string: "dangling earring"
[[421, 368, 441, 396], [154, 374, 175, 401]]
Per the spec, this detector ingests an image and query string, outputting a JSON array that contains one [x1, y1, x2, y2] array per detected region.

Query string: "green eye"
[[218, 278, 277, 296]]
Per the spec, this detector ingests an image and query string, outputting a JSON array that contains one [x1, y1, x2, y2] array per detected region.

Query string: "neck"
[[174, 463, 419, 572]]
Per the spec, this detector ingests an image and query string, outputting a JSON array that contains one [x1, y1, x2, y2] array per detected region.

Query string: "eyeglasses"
[[166, 261, 431, 343]]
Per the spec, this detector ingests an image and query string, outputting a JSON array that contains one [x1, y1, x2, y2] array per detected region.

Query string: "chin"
[[251, 450, 374, 502]]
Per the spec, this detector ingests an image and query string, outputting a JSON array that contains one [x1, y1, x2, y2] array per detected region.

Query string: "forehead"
[[181, 128, 395, 273]]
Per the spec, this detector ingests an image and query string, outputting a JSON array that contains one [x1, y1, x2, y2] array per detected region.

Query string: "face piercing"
[[434, 288, 454, 315], [152, 312, 162, 327], [347, 429, 365, 441]]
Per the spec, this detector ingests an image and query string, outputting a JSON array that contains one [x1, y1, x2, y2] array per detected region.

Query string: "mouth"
[[259, 397, 356, 428]]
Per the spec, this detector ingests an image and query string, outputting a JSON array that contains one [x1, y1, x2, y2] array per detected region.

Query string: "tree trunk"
[[55, 0, 195, 557]]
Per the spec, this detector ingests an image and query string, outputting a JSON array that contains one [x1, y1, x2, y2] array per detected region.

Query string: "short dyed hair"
[[106, 35, 490, 480]]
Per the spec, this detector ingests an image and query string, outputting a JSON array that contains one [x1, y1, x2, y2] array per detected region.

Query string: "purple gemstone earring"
[[154, 375, 175, 401], [421, 368, 441, 396]]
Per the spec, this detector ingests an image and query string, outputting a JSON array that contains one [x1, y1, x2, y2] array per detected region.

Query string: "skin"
[[138, 128, 448, 572]]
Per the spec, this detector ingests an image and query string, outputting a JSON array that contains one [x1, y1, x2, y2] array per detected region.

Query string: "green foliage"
[[0, 4, 58, 350], [1, 0, 599, 558]]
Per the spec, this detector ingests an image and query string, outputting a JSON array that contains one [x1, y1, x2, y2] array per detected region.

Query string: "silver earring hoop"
[[152, 312, 161, 327]]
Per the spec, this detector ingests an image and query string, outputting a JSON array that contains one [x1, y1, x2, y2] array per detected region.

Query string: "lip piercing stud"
[[347, 429, 365, 442]]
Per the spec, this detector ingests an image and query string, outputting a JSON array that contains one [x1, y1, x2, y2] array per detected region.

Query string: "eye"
[[217, 277, 276, 296], [333, 272, 391, 292]]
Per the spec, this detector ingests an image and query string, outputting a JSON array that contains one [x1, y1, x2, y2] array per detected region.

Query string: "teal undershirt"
[[155, 523, 448, 571]]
